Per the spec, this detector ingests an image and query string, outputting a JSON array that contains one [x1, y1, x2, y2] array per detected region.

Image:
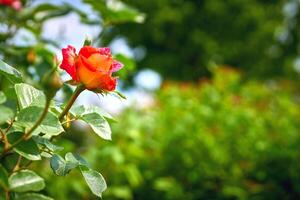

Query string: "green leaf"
[[81, 112, 112, 140], [70, 105, 115, 121], [85, 0, 145, 24], [0, 164, 8, 189], [15, 106, 64, 138], [0, 105, 14, 124], [0, 92, 6, 104], [70, 105, 114, 140], [15, 193, 54, 200], [15, 83, 46, 109], [7, 132, 41, 161], [0, 59, 22, 83], [9, 170, 45, 192], [50, 154, 78, 176], [33, 136, 63, 152], [80, 167, 107, 198], [65, 152, 90, 168]]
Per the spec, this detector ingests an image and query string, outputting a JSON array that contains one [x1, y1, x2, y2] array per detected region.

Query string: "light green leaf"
[[15, 83, 46, 109], [15, 193, 54, 200], [15, 106, 64, 138], [9, 170, 45, 192], [70, 105, 113, 140], [7, 132, 41, 161], [0, 59, 22, 83], [80, 167, 107, 198], [0, 164, 8, 189], [70, 105, 115, 121], [0, 105, 14, 124], [0, 92, 6, 104], [81, 112, 112, 140]]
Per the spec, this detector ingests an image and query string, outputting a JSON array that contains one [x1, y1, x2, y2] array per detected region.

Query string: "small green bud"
[[42, 70, 63, 99]]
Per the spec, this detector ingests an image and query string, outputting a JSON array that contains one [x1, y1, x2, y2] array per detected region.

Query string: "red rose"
[[0, 0, 22, 10], [60, 45, 123, 91]]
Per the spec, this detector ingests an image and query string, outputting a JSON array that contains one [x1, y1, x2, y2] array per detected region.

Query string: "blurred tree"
[[104, 0, 298, 81]]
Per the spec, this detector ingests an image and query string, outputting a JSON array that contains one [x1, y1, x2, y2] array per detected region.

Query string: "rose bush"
[[61, 45, 123, 91]]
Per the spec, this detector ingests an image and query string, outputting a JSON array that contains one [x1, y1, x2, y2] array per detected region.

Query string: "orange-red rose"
[[0, 0, 22, 10], [60, 45, 123, 91]]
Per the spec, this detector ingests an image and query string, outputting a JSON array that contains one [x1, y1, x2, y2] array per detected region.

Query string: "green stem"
[[24, 99, 51, 139], [59, 85, 85, 122], [0, 98, 51, 158]]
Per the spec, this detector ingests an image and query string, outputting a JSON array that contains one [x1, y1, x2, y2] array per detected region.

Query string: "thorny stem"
[[59, 85, 85, 122]]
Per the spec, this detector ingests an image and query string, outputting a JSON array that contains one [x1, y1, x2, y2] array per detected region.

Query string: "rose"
[[60, 45, 123, 91], [0, 0, 22, 10]]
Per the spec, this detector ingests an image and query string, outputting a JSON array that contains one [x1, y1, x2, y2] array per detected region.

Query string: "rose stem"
[[59, 85, 85, 121]]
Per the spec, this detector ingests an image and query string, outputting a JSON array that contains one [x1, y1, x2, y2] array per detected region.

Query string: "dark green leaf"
[[7, 132, 41, 161], [50, 154, 78, 176], [0, 59, 22, 83], [0, 164, 8, 189], [9, 170, 45, 192], [80, 167, 107, 198]]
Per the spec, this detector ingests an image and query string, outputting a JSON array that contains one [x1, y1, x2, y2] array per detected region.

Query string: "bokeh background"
[[1, 0, 300, 199]]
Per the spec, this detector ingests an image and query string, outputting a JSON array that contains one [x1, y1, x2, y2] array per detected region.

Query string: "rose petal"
[[79, 46, 100, 58], [98, 47, 111, 56], [60, 45, 78, 81], [110, 60, 124, 73], [99, 75, 117, 91]]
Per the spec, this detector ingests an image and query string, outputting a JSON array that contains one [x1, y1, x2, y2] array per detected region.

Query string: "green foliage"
[[0, 52, 116, 199], [42, 68, 300, 199], [106, 0, 300, 81], [8, 170, 45, 192]]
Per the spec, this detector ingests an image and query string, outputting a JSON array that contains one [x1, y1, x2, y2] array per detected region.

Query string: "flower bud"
[[42, 70, 63, 99]]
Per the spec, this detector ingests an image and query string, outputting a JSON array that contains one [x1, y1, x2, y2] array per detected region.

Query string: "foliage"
[[0, 0, 144, 199], [105, 0, 300, 81], [42, 67, 300, 199]]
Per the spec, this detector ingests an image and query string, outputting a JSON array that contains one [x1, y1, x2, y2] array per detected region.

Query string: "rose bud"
[[60, 45, 123, 92], [42, 70, 63, 99]]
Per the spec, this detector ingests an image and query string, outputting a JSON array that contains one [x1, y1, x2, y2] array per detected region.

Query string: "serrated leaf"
[[50, 154, 78, 176], [15, 193, 54, 200], [80, 167, 107, 198], [81, 112, 112, 140], [15, 83, 46, 109], [0, 105, 14, 124], [15, 106, 64, 138], [0, 59, 22, 83], [0, 164, 8, 189], [70, 105, 115, 121], [9, 170, 45, 192], [0, 92, 6, 104], [7, 132, 41, 161]]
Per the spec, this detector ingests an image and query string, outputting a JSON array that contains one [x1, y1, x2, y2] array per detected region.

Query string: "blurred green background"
[[1, 0, 300, 199]]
